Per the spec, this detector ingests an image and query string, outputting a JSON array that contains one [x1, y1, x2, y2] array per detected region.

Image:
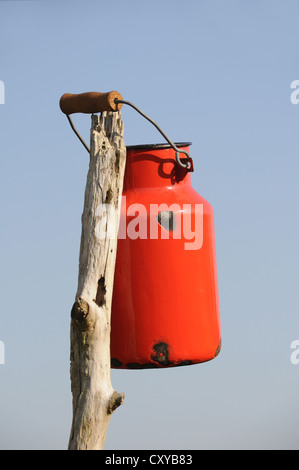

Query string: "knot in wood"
[[71, 298, 92, 331]]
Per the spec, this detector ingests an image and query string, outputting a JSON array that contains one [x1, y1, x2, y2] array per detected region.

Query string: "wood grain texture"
[[68, 111, 126, 450]]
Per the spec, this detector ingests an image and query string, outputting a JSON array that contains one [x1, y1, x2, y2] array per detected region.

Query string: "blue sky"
[[0, 0, 299, 450]]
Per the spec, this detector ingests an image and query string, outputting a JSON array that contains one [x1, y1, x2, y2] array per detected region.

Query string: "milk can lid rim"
[[126, 142, 192, 150]]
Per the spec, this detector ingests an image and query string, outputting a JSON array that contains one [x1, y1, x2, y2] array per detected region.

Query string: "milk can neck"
[[123, 143, 192, 190]]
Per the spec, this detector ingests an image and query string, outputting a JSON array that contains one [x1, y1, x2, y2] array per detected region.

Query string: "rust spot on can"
[[111, 358, 122, 368], [126, 362, 159, 369], [151, 342, 170, 366], [214, 338, 222, 357]]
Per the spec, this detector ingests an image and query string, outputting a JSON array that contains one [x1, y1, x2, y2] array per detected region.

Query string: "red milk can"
[[111, 142, 221, 369], [59, 90, 221, 369]]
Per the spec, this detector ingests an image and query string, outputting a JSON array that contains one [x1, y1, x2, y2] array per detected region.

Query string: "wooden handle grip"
[[59, 91, 123, 115]]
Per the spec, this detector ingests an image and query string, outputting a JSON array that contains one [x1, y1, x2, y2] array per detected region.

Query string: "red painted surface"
[[110, 143, 221, 369]]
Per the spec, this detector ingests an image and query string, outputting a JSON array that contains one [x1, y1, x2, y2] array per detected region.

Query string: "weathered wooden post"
[[60, 92, 126, 450]]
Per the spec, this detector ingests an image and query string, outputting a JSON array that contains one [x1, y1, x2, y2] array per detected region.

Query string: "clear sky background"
[[0, 0, 299, 450]]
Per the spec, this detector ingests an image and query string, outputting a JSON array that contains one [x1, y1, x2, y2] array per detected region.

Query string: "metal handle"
[[114, 99, 193, 170], [60, 92, 194, 171]]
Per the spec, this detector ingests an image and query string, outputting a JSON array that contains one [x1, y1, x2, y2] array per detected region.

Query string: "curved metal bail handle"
[[114, 99, 193, 171]]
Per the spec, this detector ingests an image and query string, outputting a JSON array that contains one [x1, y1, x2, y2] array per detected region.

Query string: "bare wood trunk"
[[68, 111, 126, 450]]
